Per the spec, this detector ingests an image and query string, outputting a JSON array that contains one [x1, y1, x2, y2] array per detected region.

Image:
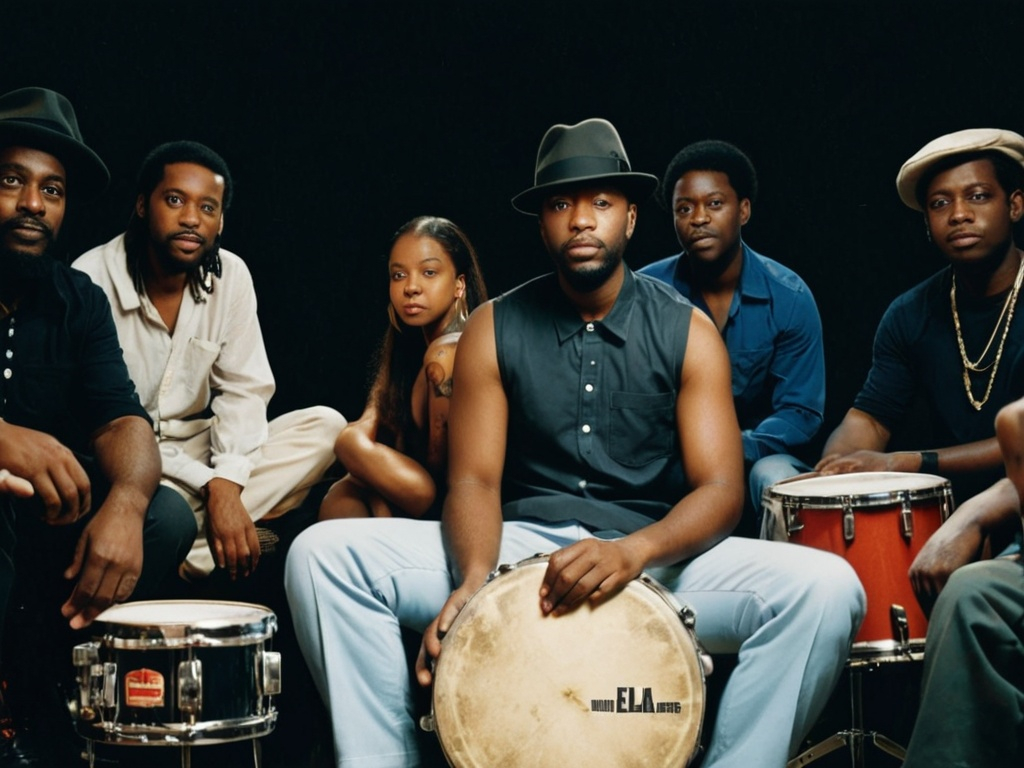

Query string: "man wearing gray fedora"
[[0, 87, 196, 765], [286, 118, 864, 767]]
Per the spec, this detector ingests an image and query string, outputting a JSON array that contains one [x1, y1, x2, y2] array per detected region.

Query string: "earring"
[[387, 303, 402, 332], [456, 295, 469, 325]]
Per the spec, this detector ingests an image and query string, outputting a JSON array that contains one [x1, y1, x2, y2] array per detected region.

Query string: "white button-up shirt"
[[74, 234, 275, 492]]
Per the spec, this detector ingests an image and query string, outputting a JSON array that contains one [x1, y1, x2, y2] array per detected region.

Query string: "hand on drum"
[[62, 501, 145, 629], [540, 538, 643, 617], [816, 450, 916, 476], [416, 581, 480, 687]]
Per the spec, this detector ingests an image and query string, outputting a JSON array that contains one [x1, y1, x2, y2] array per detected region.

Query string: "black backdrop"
[[7, 0, 1024, 448]]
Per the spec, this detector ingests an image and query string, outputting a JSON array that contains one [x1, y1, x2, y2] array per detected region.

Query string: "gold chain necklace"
[[950, 256, 1024, 410]]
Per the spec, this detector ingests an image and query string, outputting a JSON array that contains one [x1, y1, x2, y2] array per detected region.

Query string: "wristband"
[[919, 451, 939, 474]]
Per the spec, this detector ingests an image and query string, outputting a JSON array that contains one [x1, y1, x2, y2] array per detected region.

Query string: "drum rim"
[[430, 555, 706, 767], [94, 600, 277, 647], [767, 479, 952, 510]]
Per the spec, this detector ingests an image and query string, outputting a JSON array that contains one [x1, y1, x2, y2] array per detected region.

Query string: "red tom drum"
[[763, 472, 952, 659]]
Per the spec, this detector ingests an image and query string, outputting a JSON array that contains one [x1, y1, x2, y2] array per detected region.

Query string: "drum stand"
[[82, 738, 263, 768], [786, 607, 917, 768]]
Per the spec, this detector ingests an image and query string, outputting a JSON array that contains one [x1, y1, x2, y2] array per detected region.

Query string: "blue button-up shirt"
[[639, 243, 824, 463]]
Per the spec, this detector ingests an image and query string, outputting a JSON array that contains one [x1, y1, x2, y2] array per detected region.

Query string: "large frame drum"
[[422, 556, 706, 767], [762, 472, 952, 659], [70, 600, 281, 746]]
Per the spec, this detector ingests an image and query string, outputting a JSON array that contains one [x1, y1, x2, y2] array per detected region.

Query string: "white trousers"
[[166, 405, 346, 577], [285, 517, 865, 768]]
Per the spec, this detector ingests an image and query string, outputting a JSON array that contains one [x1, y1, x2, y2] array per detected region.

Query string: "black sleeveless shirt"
[[493, 269, 693, 533]]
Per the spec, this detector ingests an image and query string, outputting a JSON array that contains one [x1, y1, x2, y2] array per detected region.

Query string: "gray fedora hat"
[[511, 118, 658, 214], [0, 87, 109, 193]]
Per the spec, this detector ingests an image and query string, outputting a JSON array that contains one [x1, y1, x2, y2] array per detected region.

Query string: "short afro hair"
[[660, 139, 758, 210]]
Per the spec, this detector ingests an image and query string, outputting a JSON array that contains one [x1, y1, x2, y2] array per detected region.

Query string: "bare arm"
[[416, 305, 505, 685], [818, 407, 1003, 476], [540, 309, 744, 614], [910, 477, 1019, 611], [62, 415, 159, 628]]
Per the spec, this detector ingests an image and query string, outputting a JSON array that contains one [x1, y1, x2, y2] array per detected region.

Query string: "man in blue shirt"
[[641, 140, 824, 536]]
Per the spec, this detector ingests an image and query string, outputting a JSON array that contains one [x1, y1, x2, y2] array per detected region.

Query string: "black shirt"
[[0, 260, 149, 456]]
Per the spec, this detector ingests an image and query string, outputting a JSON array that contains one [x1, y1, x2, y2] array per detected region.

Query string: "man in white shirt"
[[74, 141, 345, 580]]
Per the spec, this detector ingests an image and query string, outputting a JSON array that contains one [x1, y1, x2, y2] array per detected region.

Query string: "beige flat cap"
[[896, 128, 1024, 211]]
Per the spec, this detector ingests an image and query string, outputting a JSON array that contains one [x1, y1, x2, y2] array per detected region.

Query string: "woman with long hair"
[[319, 216, 487, 520]]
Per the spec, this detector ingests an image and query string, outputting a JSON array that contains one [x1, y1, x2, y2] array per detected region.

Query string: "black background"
[[7, 0, 1024, 447]]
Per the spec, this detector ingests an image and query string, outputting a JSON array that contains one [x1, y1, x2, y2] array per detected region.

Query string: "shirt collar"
[[670, 241, 771, 302], [101, 233, 142, 312], [552, 267, 635, 344]]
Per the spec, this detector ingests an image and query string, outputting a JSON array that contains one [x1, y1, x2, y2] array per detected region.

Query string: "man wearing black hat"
[[286, 118, 864, 768], [0, 87, 196, 765]]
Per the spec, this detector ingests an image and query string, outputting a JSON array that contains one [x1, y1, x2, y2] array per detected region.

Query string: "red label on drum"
[[125, 668, 165, 708]]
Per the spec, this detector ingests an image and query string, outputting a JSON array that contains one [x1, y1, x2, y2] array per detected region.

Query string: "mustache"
[[561, 236, 605, 253], [166, 229, 207, 245], [0, 216, 55, 242]]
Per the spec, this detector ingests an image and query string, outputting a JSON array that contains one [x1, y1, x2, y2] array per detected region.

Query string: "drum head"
[[769, 471, 948, 502], [431, 559, 704, 767], [95, 600, 277, 647]]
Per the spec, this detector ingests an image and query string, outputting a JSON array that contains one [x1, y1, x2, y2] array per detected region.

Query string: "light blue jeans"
[[285, 518, 865, 768], [750, 454, 813, 539]]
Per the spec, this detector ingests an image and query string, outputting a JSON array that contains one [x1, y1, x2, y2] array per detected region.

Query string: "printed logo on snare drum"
[[590, 687, 682, 714], [125, 668, 165, 708]]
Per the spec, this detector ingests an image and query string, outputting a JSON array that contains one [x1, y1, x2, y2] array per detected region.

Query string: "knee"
[[931, 561, 996, 623], [307, 405, 348, 443], [802, 551, 867, 629], [749, 454, 808, 498], [145, 486, 198, 558]]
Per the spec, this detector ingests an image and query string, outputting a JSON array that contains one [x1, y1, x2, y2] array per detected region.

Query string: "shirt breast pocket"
[[609, 390, 675, 467], [178, 337, 221, 405], [730, 346, 773, 399]]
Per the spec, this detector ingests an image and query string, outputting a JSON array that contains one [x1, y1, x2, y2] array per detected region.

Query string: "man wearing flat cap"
[[0, 87, 196, 764], [818, 129, 1024, 523], [286, 118, 864, 768]]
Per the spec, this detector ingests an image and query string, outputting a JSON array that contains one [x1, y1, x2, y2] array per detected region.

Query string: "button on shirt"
[[0, 261, 148, 453], [73, 234, 275, 492], [640, 243, 824, 463], [493, 269, 692, 534]]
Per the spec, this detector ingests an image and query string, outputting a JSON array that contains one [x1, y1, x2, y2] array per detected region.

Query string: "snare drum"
[[763, 472, 952, 658], [70, 600, 281, 745], [423, 556, 705, 767]]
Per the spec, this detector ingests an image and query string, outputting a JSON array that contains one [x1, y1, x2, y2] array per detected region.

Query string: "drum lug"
[[842, 501, 855, 542], [178, 659, 203, 722], [890, 604, 910, 651], [678, 603, 697, 631], [419, 713, 437, 733], [783, 500, 803, 536], [900, 496, 913, 539], [259, 651, 282, 697]]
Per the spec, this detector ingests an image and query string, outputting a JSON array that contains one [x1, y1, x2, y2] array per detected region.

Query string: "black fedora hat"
[[511, 118, 658, 214], [0, 87, 109, 193]]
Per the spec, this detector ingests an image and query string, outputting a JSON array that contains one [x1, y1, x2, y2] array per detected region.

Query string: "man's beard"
[[0, 217, 58, 282], [150, 231, 220, 278], [550, 236, 626, 293]]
